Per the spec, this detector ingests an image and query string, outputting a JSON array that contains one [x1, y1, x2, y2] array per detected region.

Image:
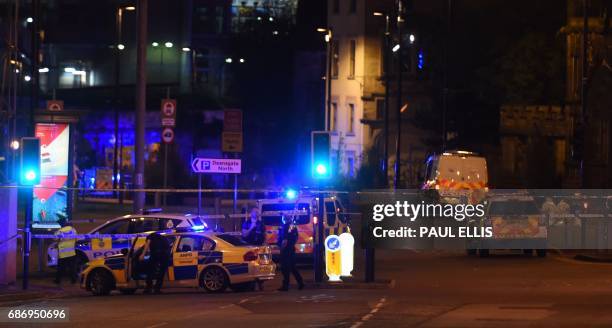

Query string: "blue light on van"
[[286, 189, 297, 200]]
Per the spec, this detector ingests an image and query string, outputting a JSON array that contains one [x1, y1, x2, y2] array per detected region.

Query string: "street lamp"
[[181, 47, 190, 52], [113, 4, 135, 199], [373, 11, 391, 188], [317, 27, 333, 132], [164, 42, 173, 48], [152, 42, 159, 47]]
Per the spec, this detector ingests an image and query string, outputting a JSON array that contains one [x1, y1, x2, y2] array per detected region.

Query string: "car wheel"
[[536, 249, 547, 257], [479, 249, 490, 257], [89, 269, 114, 296], [200, 266, 229, 293], [231, 281, 256, 292], [119, 289, 137, 295]]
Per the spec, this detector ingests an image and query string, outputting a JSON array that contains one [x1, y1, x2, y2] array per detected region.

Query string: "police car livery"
[[80, 229, 275, 295], [47, 212, 205, 268]]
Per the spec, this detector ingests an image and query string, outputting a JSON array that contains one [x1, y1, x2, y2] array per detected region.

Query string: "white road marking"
[[350, 296, 387, 327], [349, 322, 363, 328], [146, 322, 168, 328]]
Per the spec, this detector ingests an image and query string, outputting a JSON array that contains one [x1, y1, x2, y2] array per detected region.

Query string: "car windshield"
[[489, 201, 539, 215], [217, 233, 250, 246]]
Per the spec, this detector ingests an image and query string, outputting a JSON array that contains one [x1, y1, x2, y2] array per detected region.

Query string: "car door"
[[90, 219, 130, 260], [170, 235, 216, 285]]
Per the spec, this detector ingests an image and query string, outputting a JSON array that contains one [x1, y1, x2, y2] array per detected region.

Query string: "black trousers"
[[280, 252, 303, 289], [146, 257, 169, 290], [55, 256, 77, 283]]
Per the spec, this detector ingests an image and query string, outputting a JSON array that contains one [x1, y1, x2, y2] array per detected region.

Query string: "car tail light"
[[243, 251, 258, 262]]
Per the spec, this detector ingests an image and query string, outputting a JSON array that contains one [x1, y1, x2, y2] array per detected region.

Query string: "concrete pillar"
[[0, 186, 18, 286]]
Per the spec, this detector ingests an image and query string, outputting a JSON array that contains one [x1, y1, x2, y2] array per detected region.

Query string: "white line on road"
[[350, 296, 387, 328], [349, 322, 363, 328], [146, 322, 168, 328]]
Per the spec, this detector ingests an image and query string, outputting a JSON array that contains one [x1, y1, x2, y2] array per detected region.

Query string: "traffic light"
[[20, 137, 41, 186], [311, 131, 331, 179]]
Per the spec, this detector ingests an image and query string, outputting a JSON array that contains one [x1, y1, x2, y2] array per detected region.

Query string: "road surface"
[[5, 250, 612, 327]]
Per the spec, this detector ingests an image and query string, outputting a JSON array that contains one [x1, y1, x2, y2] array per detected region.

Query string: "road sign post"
[[161, 99, 176, 207]]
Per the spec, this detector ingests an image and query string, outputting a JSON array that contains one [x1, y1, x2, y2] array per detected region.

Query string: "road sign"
[[162, 128, 174, 144], [222, 132, 243, 153], [161, 99, 176, 127], [191, 158, 241, 174], [46, 100, 64, 112], [223, 109, 242, 132]]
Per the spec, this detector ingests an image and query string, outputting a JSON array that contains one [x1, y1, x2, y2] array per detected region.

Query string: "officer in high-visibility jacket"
[[54, 217, 78, 284]]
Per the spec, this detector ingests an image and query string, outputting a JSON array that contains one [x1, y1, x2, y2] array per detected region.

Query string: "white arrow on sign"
[[191, 158, 241, 174]]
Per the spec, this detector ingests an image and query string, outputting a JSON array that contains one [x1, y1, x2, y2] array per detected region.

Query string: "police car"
[[47, 211, 206, 269], [80, 228, 275, 295]]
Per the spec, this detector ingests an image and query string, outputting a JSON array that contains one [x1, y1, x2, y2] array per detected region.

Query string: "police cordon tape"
[[31, 233, 151, 240], [0, 185, 352, 194]]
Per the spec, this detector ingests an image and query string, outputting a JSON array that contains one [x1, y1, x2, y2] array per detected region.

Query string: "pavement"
[[3, 250, 612, 327]]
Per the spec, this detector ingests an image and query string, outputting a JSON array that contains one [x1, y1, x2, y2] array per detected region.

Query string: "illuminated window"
[[331, 102, 338, 131], [348, 40, 355, 79], [348, 103, 355, 134], [332, 40, 339, 78]]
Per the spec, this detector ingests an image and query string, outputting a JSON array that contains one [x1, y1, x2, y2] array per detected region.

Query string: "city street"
[[5, 251, 612, 327]]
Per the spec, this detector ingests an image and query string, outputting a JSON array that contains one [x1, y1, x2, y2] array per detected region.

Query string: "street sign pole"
[[197, 173, 202, 217], [163, 143, 168, 206], [22, 187, 32, 290], [314, 189, 324, 283]]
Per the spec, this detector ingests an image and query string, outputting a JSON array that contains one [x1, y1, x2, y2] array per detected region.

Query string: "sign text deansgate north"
[[191, 158, 242, 174]]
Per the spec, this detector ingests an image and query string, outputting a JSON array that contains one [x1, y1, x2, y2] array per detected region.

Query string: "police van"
[[257, 192, 349, 259], [47, 211, 205, 269], [421, 151, 488, 204]]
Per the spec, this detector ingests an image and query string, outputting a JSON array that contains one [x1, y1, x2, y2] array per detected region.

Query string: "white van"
[[421, 151, 488, 203]]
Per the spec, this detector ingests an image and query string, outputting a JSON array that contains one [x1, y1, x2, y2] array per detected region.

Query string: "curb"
[[0, 291, 47, 303], [305, 279, 394, 290], [574, 254, 612, 263]]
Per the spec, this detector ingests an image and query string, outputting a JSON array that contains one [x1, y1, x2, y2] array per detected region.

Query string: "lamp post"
[[317, 27, 333, 131], [374, 12, 391, 188], [113, 5, 135, 200], [393, 0, 403, 190]]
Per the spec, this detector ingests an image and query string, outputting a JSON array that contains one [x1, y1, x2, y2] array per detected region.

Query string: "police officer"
[[54, 217, 78, 284], [277, 216, 304, 291], [140, 232, 171, 294], [242, 207, 265, 245]]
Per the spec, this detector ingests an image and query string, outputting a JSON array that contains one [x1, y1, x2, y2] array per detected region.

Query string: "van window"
[[326, 202, 336, 226], [261, 202, 310, 213]]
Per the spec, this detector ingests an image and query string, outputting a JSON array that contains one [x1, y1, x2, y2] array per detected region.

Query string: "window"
[[332, 40, 339, 78], [129, 218, 160, 233], [331, 103, 338, 131], [333, 0, 340, 14], [97, 220, 129, 234], [349, 0, 357, 13], [348, 40, 355, 79], [348, 103, 355, 134], [347, 155, 355, 177], [376, 99, 385, 120], [177, 236, 215, 252], [325, 201, 336, 226]]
